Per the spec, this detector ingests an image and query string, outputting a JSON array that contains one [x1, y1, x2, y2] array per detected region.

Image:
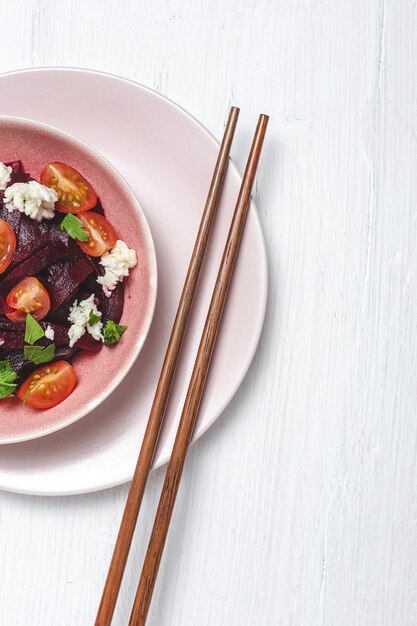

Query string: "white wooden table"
[[1, 1, 416, 624]]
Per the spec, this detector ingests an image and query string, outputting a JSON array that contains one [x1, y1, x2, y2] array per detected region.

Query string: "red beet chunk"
[[45, 298, 73, 326], [3, 346, 77, 382], [38, 321, 101, 351], [0, 162, 30, 191], [84, 254, 102, 276], [1, 241, 68, 293], [0, 203, 21, 234], [5, 161, 31, 184], [39, 322, 70, 346], [6, 215, 49, 272], [0, 330, 25, 350], [0, 317, 16, 331], [1, 349, 34, 381], [0, 317, 101, 353], [45, 289, 92, 326], [46, 256, 95, 311], [54, 346, 77, 361], [0, 161, 29, 235], [100, 283, 125, 324], [44, 322, 101, 351], [0, 296, 13, 316], [0, 320, 69, 346], [10, 172, 30, 185], [39, 214, 71, 246], [5, 160, 22, 175], [75, 334, 102, 352], [93, 197, 105, 216]]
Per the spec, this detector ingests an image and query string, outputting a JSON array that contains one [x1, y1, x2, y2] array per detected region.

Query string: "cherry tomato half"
[[77, 212, 117, 257], [0, 219, 16, 273], [40, 162, 97, 214], [5, 277, 50, 322], [18, 361, 77, 409]]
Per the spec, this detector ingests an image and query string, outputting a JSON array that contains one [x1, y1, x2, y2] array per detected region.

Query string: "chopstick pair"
[[95, 107, 268, 626]]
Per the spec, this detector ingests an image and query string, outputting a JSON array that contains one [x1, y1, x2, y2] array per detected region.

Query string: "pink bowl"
[[0, 116, 157, 443]]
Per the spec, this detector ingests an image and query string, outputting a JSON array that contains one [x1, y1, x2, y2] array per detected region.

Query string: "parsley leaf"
[[24, 313, 45, 345], [103, 320, 127, 346], [88, 309, 102, 326], [24, 343, 56, 365], [60, 214, 89, 242], [22, 388, 30, 407], [0, 360, 18, 399]]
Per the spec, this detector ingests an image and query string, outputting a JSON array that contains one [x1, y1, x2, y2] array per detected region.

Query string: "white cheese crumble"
[[44, 325, 55, 341], [97, 240, 137, 297], [67, 294, 103, 348], [4, 181, 58, 222], [0, 339, 4, 346], [0, 162, 12, 191]]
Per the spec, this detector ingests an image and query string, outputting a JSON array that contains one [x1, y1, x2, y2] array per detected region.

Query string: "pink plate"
[[0, 69, 268, 495], [0, 116, 157, 443]]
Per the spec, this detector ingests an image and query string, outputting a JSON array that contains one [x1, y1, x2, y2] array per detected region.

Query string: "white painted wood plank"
[[1, 0, 417, 624]]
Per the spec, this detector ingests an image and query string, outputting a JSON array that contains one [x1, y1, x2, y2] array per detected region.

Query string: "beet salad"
[[0, 159, 137, 409]]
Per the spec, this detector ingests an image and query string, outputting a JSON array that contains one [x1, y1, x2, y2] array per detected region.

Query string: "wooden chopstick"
[[95, 106, 240, 626], [128, 114, 269, 626]]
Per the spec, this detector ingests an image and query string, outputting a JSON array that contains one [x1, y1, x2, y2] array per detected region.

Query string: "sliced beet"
[[0, 162, 30, 236], [75, 334, 102, 352], [0, 320, 68, 346], [7, 216, 49, 272], [39, 322, 101, 351], [0, 317, 16, 331], [45, 298, 73, 326], [46, 256, 95, 311], [81, 274, 101, 293], [100, 283, 125, 324], [39, 214, 70, 246], [1, 240, 68, 294], [0, 204, 21, 239], [54, 345, 77, 361], [3, 345, 78, 382], [40, 322, 69, 346], [5, 160, 23, 176], [72, 264, 125, 323], [1, 350, 34, 381], [93, 197, 105, 216], [0, 317, 101, 353], [85, 254, 102, 276], [0, 331, 25, 350], [0, 295, 13, 316], [8, 161, 31, 184], [0, 318, 59, 348], [10, 172, 31, 185], [45, 288, 93, 326]]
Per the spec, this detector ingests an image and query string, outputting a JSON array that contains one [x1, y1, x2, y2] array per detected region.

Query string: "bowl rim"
[[0, 114, 158, 444]]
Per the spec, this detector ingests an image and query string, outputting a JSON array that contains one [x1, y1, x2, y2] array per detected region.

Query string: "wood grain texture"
[[95, 106, 240, 626], [0, 1, 416, 625]]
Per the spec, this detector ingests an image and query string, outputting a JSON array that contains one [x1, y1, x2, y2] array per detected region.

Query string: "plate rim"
[[0, 67, 268, 495]]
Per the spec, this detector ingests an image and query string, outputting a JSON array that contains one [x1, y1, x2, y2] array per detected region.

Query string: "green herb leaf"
[[60, 214, 89, 242], [88, 309, 102, 326], [24, 343, 56, 365], [22, 388, 30, 407], [103, 320, 127, 346], [0, 360, 18, 399], [24, 313, 45, 345]]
